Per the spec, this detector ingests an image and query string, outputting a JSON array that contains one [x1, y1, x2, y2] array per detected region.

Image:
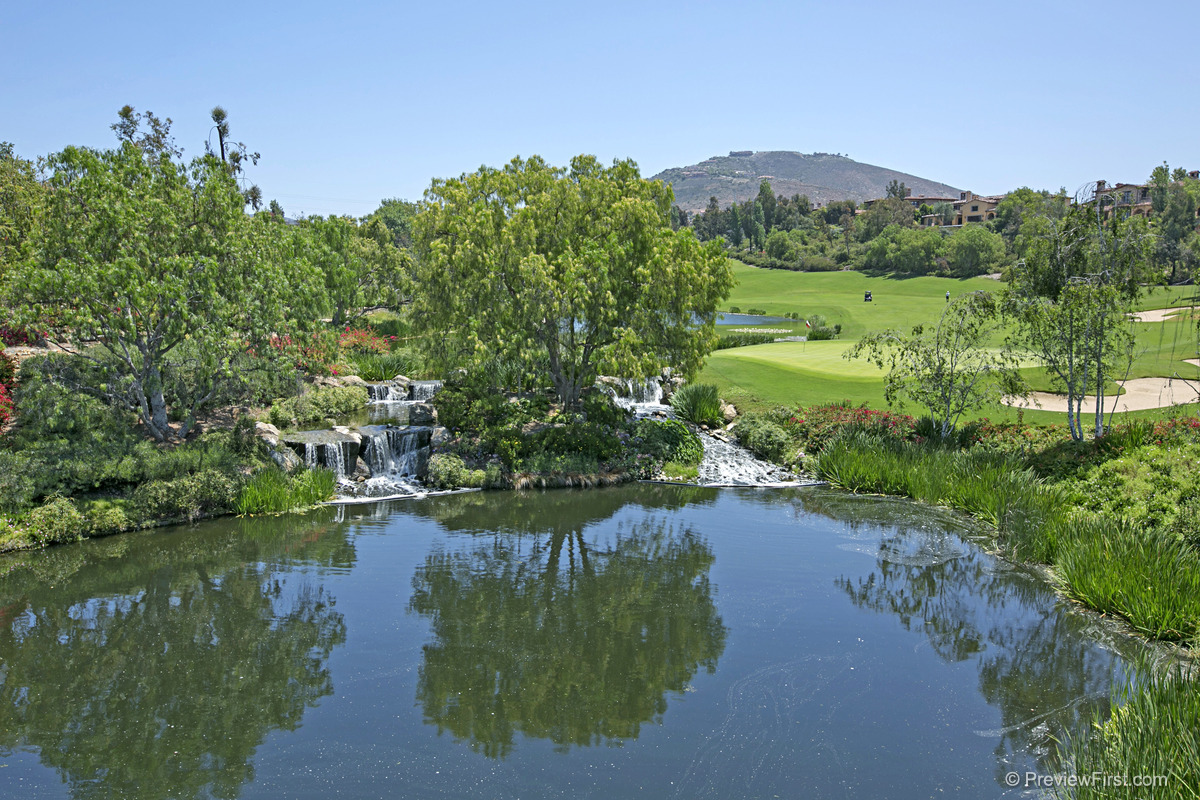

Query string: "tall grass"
[[670, 383, 724, 426], [343, 350, 423, 382], [814, 431, 1200, 644], [236, 467, 336, 514], [1055, 664, 1200, 800], [1055, 518, 1200, 642], [814, 432, 1065, 561]]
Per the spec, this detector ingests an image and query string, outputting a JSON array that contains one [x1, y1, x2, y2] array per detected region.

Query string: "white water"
[[338, 427, 428, 500]]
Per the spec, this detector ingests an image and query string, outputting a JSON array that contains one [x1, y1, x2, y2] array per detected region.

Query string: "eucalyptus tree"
[[411, 155, 733, 409], [10, 141, 321, 442]]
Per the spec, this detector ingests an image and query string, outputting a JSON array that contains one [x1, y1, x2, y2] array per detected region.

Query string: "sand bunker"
[[1130, 306, 1196, 323], [1005, 377, 1200, 413]]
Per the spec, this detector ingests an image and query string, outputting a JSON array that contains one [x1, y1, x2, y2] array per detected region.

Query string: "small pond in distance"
[[0, 485, 1149, 799]]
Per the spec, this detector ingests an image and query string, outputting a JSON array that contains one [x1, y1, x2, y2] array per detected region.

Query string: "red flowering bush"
[[338, 327, 391, 354], [784, 402, 917, 453], [0, 383, 12, 428], [0, 324, 40, 347]]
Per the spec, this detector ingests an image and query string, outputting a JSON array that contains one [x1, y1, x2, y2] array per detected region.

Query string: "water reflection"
[[409, 515, 727, 758], [0, 512, 351, 800], [835, 518, 1127, 780]]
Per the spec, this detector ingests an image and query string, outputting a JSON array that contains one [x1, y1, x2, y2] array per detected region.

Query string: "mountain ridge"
[[651, 151, 962, 212]]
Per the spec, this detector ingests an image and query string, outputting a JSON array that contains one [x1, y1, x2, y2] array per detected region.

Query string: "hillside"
[[652, 151, 961, 211]]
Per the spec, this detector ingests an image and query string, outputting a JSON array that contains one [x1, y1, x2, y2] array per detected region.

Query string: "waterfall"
[[409, 381, 443, 402], [366, 383, 401, 402], [361, 427, 424, 477], [606, 376, 670, 415]]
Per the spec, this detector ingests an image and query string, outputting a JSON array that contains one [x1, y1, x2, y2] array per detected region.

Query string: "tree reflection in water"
[[834, 517, 1130, 780], [0, 512, 350, 800], [409, 515, 727, 759]]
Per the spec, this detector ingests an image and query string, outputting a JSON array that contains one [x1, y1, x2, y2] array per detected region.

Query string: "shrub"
[[714, 333, 777, 350], [338, 327, 392, 353], [670, 383, 724, 427], [634, 418, 704, 464], [268, 385, 368, 428], [734, 415, 791, 463], [343, 350, 422, 381], [85, 503, 131, 535], [427, 453, 470, 489], [0, 349, 15, 388], [532, 422, 624, 462], [26, 496, 88, 546], [785, 401, 917, 454]]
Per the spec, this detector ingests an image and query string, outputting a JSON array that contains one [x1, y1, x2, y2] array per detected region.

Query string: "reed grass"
[[669, 383, 724, 427], [1054, 664, 1200, 799], [236, 467, 336, 514], [343, 350, 423, 382], [1055, 518, 1200, 642]]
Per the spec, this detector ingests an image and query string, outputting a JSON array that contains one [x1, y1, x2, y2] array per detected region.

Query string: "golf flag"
[[805, 319, 811, 329]]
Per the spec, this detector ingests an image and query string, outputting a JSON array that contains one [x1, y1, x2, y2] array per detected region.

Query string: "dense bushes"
[[785, 401, 917, 454], [714, 332, 777, 350], [634, 418, 703, 464], [733, 414, 792, 463], [268, 385, 368, 428]]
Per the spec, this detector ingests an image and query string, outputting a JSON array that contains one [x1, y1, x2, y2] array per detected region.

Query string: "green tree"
[[369, 197, 419, 250], [728, 202, 743, 247], [756, 179, 776, 232], [946, 225, 1005, 277], [110, 104, 181, 159], [848, 291, 1024, 437], [411, 155, 733, 409], [931, 200, 955, 226], [885, 179, 908, 199], [751, 200, 766, 250], [9, 142, 319, 441], [302, 214, 410, 327], [0, 142, 44, 275]]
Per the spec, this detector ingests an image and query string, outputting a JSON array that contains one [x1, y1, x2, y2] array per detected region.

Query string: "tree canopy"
[[301, 214, 410, 327], [411, 155, 733, 408], [8, 139, 320, 441]]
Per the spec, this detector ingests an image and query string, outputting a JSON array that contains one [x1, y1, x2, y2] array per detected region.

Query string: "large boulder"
[[408, 402, 438, 425], [254, 421, 281, 448]]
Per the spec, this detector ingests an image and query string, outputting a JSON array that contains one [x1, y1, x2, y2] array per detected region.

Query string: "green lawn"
[[701, 264, 1200, 423]]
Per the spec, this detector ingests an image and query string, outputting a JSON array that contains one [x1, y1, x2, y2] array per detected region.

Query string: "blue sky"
[[4, 0, 1195, 217]]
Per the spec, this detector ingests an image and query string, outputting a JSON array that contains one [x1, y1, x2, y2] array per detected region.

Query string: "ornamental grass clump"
[[1055, 664, 1200, 800], [236, 467, 335, 514], [669, 383, 724, 427]]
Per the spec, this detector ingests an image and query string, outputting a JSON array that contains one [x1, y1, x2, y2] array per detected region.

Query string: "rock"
[[725, 422, 736, 431], [431, 426, 453, 446], [352, 457, 371, 480], [312, 375, 344, 389], [408, 402, 438, 425], [340, 375, 368, 388], [332, 426, 363, 446], [269, 447, 302, 473], [721, 402, 738, 423], [595, 375, 627, 394], [254, 421, 281, 448]]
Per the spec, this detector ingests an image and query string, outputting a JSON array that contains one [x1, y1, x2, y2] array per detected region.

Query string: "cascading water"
[[606, 377, 671, 416], [338, 425, 432, 501], [409, 381, 443, 402]]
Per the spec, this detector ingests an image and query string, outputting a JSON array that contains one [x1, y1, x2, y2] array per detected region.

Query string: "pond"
[[0, 485, 1150, 799]]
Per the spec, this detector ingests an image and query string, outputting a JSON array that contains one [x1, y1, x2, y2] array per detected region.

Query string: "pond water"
[[716, 312, 791, 326], [0, 485, 1149, 799]]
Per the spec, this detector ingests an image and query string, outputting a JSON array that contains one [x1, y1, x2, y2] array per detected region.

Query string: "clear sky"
[[4, 0, 1196, 217]]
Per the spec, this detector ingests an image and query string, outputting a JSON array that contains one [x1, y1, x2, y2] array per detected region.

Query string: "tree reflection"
[[0, 512, 350, 799], [409, 516, 726, 758], [835, 525, 1130, 778]]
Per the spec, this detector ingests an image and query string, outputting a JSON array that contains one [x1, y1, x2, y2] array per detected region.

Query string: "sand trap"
[[1130, 306, 1196, 323], [1004, 377, 1200, 413]]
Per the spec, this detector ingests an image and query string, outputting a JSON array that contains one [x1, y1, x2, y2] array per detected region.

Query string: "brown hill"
[[652, 151, 961, 211]]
